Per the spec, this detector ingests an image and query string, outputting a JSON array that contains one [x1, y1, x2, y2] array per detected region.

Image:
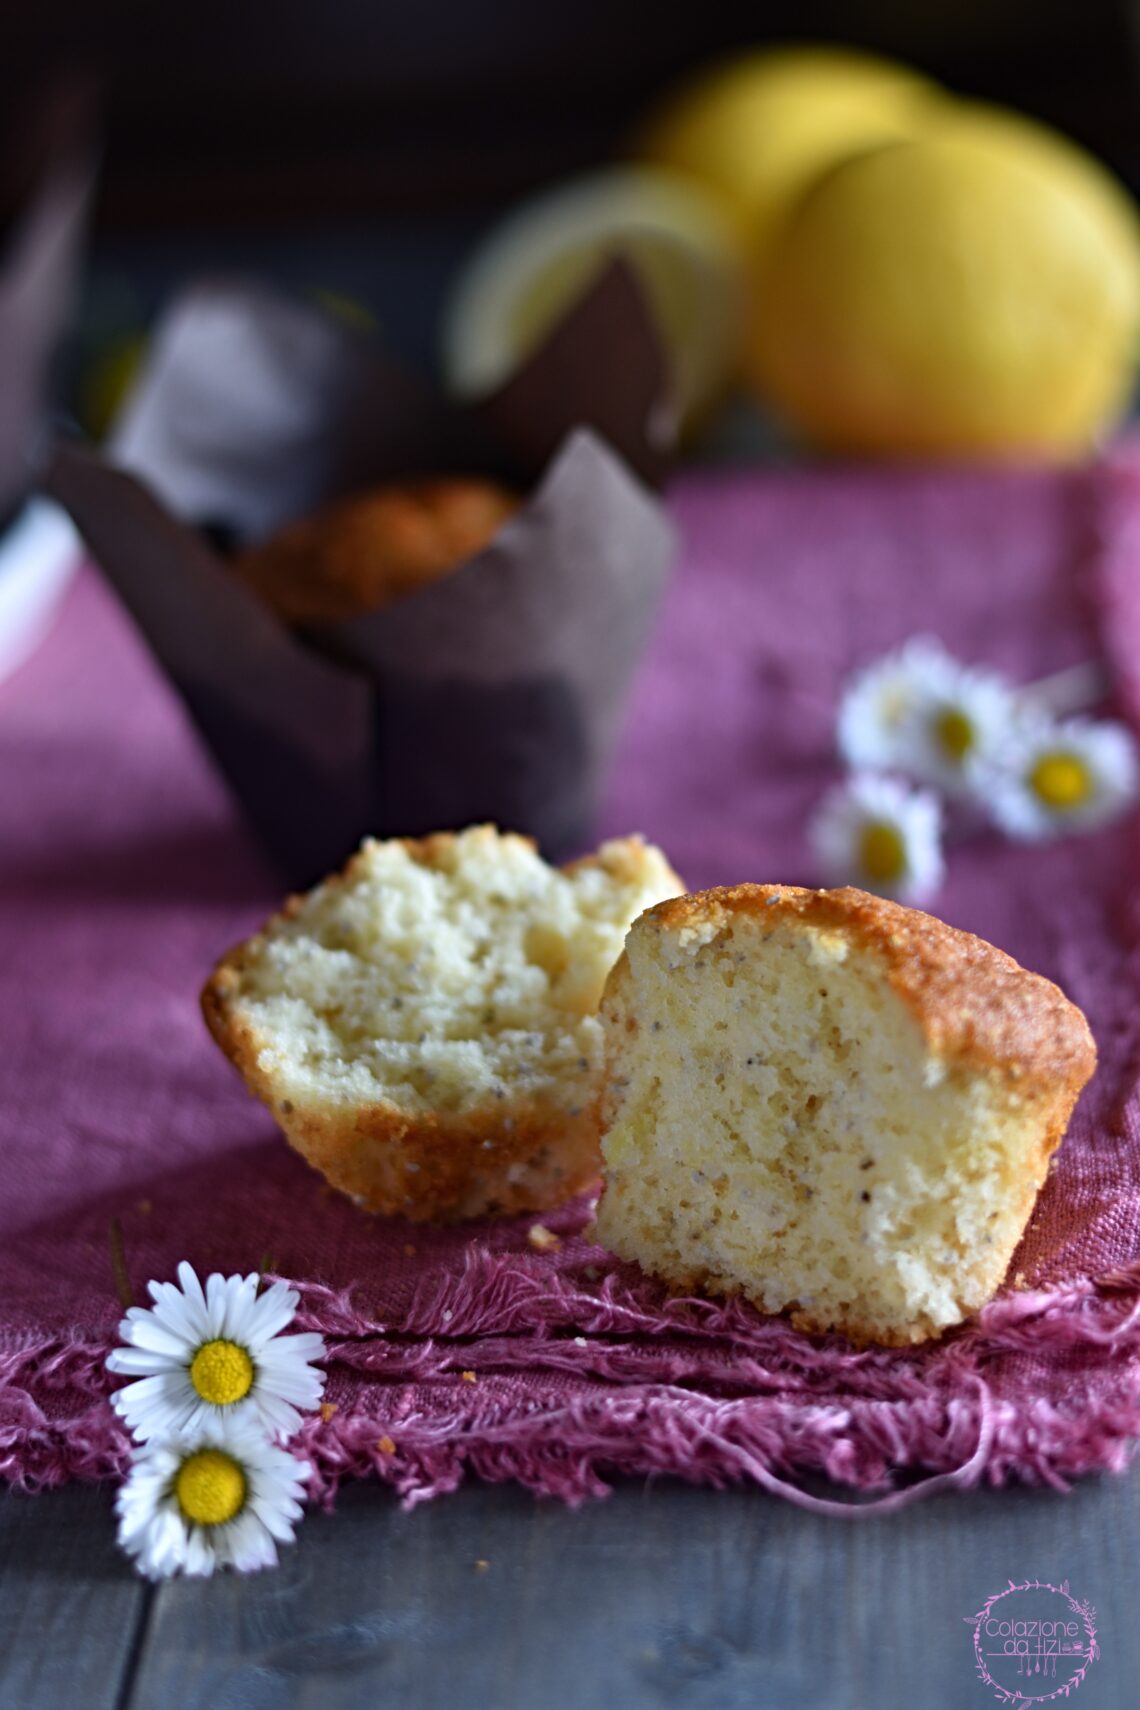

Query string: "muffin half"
[[203, 825, 681, 1220], [594, 884, 1096, 1344]]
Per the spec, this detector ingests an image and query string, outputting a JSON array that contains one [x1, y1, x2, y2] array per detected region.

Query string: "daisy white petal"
[[144, 1280, 210, 1346], [176, 1260, 208, 1311], [259, 1374, 323, 1415], [115, 1420, 309, 1581], [228, 1274, 264, 1339], [251, 1497, 305, 1543], [113, 1320, 193, 1361], [107, 1262, 326, 1443], [203, 1271, 247, 1340], [984, 716, 1139, 840], [243, 1394, 307, 1441], [160, 1265, 212, 1335], [259, 1328, 325, 1364], [895, 650, 1017, 797], [257, 1336, 328, 1389], [221, 1511, 278, 1573], [105, 1347, 185, 1376], [837, 636, 955, 772], [245, 1281, 301, 1348], [110, 1372, 185, 1418], [810, 772, 945, 904], [201, 1270, 228, 1338], [113, 1371, 206, 1440], [183, 1528, 214, 1577]]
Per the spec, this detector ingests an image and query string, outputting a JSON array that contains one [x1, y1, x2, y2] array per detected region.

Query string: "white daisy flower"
[[984, 716, 1139, 841], [810, 772, 945, 904], [895, 649, 1017, 798], [106, 1261, 326, 1443], [837, 635, 957, 773], [116, 1417, 310, 1580]]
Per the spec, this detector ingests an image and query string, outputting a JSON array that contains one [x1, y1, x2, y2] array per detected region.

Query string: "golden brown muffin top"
[[637, 883, 1097, 1090], [233, 477, 521, 624]]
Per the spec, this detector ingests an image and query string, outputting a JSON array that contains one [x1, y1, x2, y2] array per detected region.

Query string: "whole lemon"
[[636, 45, 939, 266], [748, 107, 1140, 458]]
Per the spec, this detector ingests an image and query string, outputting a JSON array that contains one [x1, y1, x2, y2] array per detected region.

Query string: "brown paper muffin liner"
[[45, 261, 677, 882]]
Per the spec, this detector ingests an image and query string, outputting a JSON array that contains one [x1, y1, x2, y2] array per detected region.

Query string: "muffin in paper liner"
[[44, 261, 677, 883]]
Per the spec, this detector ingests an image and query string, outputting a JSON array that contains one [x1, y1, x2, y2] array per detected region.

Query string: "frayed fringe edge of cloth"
[[6, 1254, 1140, 1516]]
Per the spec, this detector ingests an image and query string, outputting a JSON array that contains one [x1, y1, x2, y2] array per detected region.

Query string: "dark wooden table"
[[3, 1467, 1137, 1708]]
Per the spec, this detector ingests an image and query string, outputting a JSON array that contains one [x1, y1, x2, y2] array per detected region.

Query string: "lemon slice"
[[441, 168, 741, 428]]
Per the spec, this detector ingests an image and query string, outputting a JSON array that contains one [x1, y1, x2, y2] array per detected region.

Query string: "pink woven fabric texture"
[[4, 450, 1140, 1513]]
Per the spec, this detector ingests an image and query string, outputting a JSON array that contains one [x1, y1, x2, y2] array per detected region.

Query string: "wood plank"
[[0, 1484, 150, 1710], [123, 1468, 1140, 1710]]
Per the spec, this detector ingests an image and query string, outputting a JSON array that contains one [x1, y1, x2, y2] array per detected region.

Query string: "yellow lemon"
[[636, 45, 938, 266], [749, 105, 1140, 459], [441, 168, 741, 431]]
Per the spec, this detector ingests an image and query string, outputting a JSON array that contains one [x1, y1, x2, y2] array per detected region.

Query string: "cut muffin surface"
[[593, 884, 1096, 1345], [202, 825, 681, 1220]]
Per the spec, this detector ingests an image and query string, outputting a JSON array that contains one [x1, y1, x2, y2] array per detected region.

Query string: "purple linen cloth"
[[3, 452, 1140, 1511]]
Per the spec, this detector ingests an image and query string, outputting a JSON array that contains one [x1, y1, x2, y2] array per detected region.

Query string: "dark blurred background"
[[8, 0, 1140, 222], [7, 0, 1140, 387]]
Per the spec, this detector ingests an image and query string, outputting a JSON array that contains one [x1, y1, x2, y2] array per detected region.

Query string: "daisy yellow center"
[[1029, 751, 1093, 810], [859, 821, 906, 884], [190, 1339, 254, 1407], [934, 706, 974, 764], [174, 1449, 247, 1527]]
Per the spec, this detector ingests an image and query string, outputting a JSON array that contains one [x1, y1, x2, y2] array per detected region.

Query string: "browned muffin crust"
[[639, 883, 1097, 1089], [232, 477, 521, 625]]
